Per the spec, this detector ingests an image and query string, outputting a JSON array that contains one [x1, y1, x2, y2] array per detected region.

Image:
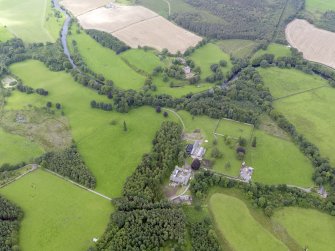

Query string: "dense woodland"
[[37, 146, 96, 189], [0, 196, 22, 251], [169, 0, 304, 42]]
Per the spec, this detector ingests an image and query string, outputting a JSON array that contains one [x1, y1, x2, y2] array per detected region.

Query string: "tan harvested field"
[[61, 0, 202, 53], [286, 19, 335, 69], [59, 0, 110, 16]]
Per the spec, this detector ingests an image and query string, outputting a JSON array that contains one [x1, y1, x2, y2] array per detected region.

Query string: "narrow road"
[[163, 0, 171, 16], [162, 108, 186, 131], [44, 169, 112, 201], [169, 183, 190, 201], [0, 164, 38, 189]]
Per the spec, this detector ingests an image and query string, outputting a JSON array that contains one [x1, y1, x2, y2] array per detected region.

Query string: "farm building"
[[240, 162, 254, 182], [170, 166, 191, 186], [191, 140, 206, 159], [186, 144, 193, 155]]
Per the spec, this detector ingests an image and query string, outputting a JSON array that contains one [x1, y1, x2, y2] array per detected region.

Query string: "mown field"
[[259, 67, 328, 99], [178, 111, 313, 186], [209, 193, 288, 251], [252, 43, 291, 60], [0, 26, 13, 42], [0, 0, 64, 43], [274, 207, 335, 251], [217, 39, 259, 58], [0, 128, 43, 165], [6, 60, 178, 197], [305, 0, 335, 14], [0, 169, 112, 251], [189, 43, 232, 79]]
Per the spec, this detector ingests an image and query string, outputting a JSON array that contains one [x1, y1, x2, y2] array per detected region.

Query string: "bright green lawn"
[[189, 43, 232, 79], [248, 130, 314, 187], [274, 86, 335, 165], [0, 169, 112, 251], [120, 49, 163, 74], [0, 128, 43, 165], [259, 67, 328, 99], [306, 0, 335, 14], [210, 193, 288, 251], [217, 39, 259, 58], [274, 207, 335, 251], [253, 43, 291, 59], [0, 0, 63, 43], [7, 60, 178, 197], [0, 26, 13, 42], [216, 119, 253, 139], [68, 25, 145, 90]]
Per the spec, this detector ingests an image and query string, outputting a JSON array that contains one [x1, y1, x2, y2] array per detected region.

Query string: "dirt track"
[[286, 19, 335, 69]]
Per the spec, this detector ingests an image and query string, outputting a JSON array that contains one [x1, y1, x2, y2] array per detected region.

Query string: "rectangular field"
[[0, 170, 112, 251], [60, 0, 110, 16]]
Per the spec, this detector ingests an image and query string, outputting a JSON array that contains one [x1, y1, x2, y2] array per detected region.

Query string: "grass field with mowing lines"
[[253, 43, 291, 59], [0, 0, 64, 43], [209, 193, 288, 251], [274, 207, 335, 251], [0, 169, 112, 251], [217, 39, 259, 58], [274, 86, 335, 165], [7, 60, 178, 197], [248, 130, 314, 187], [68, 25, 145, 90], [189, 43, 232, 79], [258, 67, 327, 99], [0, 128, 43, 166]]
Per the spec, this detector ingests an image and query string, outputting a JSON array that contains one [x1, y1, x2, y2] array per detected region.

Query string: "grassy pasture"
[[209, 193, 288, 251], [259, 67, 328, 99], [274, 207, 335, 251], [252, 43, 291, 59], [274, 86, 335, 165], [7, 60, 178, 197], [189, 43, 232, 79], [217, 39, 259, 58], [68, 26, 146, 90], [0, 26, 13, 42], [0, 169, 112, 251], [306, 0, 335, 14], [0, 0, 64, 43], [0, 128, 43, 166]]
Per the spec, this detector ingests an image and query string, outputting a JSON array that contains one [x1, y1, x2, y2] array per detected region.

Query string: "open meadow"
[[252, 43, 291, 60], [0, 0, 64, 43], [0, 169, 112, 251], [189, 43, 232, 79], [258, 67, 328, 99], [6, 60, 178, 197], [209, 193, 288, 251], [217, 39, 259, 58], [0, 26, 13, 42], [286, 19, 335, 69], [305, 0, 335, 14], [0, 128, 43, 166], [274, 207, 335, 251]]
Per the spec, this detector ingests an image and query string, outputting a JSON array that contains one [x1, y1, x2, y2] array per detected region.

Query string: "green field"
[[189, 43, 232, 79], [259, 67, 328, 99], [0, 128, 43, 165], [274, 207, 335, 251], [6, 60, 178, 197], [217, 39, 259, 58], [0, 169, 111, 251], [0, 26, 13, 42], [253, 43, 291, 59], [68, 27, 145, 90], [306, 0, 335, 14], [209, 193, 288, 251], [274, 86, 335, 165], [0, 0, 64, 43], [248, 130, 314, 187]]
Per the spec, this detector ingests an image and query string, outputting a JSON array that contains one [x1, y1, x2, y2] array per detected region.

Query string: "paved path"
[[169, 183, 190, 201], [44, 169, 112, 201], [162, 108, 186, 131], [0, 164, 38, 189]]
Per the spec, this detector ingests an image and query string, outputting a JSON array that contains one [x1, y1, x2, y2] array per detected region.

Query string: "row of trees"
[[95, 122, 187, 250], [90, 100, 113, 111], [17, 83, 49, 96], [0, 196, 22, 251], [36, 145, 96, 189]]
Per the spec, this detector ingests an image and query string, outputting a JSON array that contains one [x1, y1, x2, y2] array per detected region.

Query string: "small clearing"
[[286, 19, 335, 69]]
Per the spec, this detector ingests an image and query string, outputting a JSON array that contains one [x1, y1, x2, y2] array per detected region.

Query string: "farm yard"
[[63, 0, 202, 53], [286, 19, 335, 69], [0, 169, 112, 251], [209, 193, 288, 251], [0, 0, 64, 43]]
